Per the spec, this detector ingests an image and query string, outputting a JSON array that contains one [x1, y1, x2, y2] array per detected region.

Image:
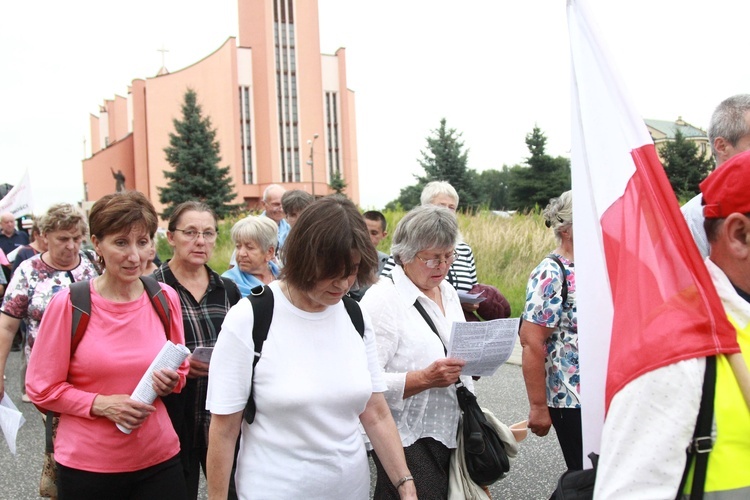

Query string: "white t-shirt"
[[206, 281, 385, 500]]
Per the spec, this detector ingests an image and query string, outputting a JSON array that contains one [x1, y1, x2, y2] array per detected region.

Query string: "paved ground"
[[0, 341, 566, 499]]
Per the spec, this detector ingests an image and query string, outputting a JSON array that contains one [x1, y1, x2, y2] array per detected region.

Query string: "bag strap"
[[69, 281, 92, 355], [139, 275, 171, 340], [243, 284, 366, 425], [413, 299, 445, 355], [546, 254, 568, 306], [676, 355, 716, 499]]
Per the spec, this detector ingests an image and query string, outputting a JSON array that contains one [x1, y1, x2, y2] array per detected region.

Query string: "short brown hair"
[[168, 201, 217, 232], [89, 191, 158, 241], [281, 196, 377, 291]]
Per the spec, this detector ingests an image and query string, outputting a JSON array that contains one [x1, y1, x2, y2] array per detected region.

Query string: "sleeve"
[[1, 261, 30, 318], [594, 358, 703, 499], [206, 299, 256, 415], [460, 243, 478, 286], [361, 308, 386, 393], [162, 284, 189, 393], [26, 289, 98, 418], [380, 255, 396, 278], [521, 259, 564, 327], [361, 285, 408, 410]]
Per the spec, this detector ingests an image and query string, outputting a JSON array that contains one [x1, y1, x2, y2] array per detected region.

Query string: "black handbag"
[[455, 381, 510, 486], [413, 299, 510, 486]]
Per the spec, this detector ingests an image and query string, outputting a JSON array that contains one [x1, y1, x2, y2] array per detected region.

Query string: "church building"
[[82, 0, 359, 215]]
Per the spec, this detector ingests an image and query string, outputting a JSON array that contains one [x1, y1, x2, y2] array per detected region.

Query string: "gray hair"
[[40, 203, 88, 236], [262, 184, 285, 202], [708, 94, 750, 159], [391, 205, 458, 265], [281, 189, 314, 214], [420, 181, 459, 207], [230, 215, 278, 251], [543, 190, 573, 242]]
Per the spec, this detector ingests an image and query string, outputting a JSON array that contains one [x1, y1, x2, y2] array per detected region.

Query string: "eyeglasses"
[[174, 228, 218, 242], [415, 251, 458, 269]]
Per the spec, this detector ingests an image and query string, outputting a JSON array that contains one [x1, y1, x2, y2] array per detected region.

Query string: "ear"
[[265, 245, 276, 261], [723, 214, 750, 259], [90, 235, 102, 256], [166, 231, 177, 248], [713, 136, 732, 164]]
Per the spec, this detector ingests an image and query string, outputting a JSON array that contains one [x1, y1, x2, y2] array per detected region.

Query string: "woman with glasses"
[[152, 201, 241, 499], [361, 205, 474, 499], [221, 216, 279, 297]]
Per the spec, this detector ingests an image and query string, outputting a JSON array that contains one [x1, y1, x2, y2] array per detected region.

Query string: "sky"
[[2, 0, 749, 213]]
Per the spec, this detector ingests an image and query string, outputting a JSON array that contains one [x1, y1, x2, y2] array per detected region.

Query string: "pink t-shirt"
[[26, 280, 188, 473]]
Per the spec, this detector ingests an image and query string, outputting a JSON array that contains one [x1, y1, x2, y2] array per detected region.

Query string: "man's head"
[[1, 212, 15, 237], [363, 210, 387, 247], [701, 149, 750, 290], [281, 190, 314, 227], [708, 94, 750, 166], [262, 184, 286, 224]]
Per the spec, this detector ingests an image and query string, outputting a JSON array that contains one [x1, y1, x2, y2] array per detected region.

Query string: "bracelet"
[[395, 475, 414, 489]]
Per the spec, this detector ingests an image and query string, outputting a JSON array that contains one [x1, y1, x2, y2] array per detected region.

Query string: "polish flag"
[[567, 0, 740, 461]]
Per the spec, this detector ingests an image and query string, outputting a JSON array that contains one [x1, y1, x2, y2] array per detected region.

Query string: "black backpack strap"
[[69, 280, 92, 355], [546, 254, 568, 305], [140, 275, 171, 340], [342, 295, 365, 338], [676, 355, 716, 499], [244, 285, 274, 424]]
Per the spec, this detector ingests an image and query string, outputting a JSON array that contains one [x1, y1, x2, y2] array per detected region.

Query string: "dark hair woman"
[[206, 196, 417, 500], [26, 191, 190, 499]]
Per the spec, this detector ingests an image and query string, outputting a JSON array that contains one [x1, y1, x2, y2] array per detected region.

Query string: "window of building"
[[325, 91, 341, 180], [239, 86, 253, 184], [274, 0, 299, 183]]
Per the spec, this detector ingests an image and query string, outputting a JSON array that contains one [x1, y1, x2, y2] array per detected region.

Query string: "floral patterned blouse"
[[1, 253, 99, 360], [521, 254, 579, 408]]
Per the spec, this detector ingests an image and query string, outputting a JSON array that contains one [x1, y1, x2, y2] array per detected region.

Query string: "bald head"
[[1, 212, 15, 237], [262, 184, 286, 224]]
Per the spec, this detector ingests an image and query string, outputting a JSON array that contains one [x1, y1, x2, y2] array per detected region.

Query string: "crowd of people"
[[0, 93, 749, 499]]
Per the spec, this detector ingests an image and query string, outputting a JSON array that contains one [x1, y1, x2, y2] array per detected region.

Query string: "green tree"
[[416, 118, 479, 209], [329, 171, 347, 195], [508, 126, 570, 210], [475, 167, 511, 210], [385, 183, 424, 211], [659, 129, 715, 200], [158, 88, 241, 220]]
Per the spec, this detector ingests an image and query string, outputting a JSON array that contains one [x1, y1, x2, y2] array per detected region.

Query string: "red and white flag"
[[567, 0, 740, 462]]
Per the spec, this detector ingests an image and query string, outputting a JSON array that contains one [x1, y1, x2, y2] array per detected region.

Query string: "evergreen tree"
[[158, 88, 241, 220], [508, 126, 570, 210], [659, 129, 715, 200], [328, 171, 347, 196], [416, 118, 479, 210]]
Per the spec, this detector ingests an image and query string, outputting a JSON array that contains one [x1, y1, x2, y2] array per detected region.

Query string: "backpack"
[[243, 285, 365, 424], [42, 276, 172, 454]]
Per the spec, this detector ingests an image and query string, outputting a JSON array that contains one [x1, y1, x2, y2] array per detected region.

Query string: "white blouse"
[[361, 265, 473, 448]]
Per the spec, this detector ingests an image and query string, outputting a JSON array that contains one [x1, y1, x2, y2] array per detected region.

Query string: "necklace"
[[285, 282, 296, 307]]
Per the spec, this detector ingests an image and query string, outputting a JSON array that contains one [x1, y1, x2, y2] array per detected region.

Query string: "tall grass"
[[157, 210, 556, 315]]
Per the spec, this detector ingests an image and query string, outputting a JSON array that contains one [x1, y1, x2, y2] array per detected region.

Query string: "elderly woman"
[[153, 201, 241, 499], [382, 181, 478, 299], [222, 216, 279, 297], [361, 204, 473, 498], [0, 203, 99, 401], [26, 191, 190, 498], [206, 196, 416, 500], [519, 190, 581, 470]]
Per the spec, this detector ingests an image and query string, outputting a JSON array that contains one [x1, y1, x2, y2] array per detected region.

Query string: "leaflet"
[[0, 394, 25, 455], [447, 318, 520, 376], [457, 289, 487, 305], [117, 340, 190, 434], [191, 347, 214, 364]]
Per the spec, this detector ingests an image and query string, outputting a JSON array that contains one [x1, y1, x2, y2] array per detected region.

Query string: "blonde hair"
[[543, 190, 573, 241]]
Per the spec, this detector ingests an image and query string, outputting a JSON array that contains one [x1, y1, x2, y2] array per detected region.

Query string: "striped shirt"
[[380, 241, 478, 292], [152, 262, 241, 445]]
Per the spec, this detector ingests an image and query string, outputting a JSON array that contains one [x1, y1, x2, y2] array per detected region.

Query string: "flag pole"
[[728, 353, 750, 411]]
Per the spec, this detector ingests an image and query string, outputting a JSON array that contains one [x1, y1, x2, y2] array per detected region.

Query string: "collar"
[[158, 261, 225, 291], [705, 257, 750, 330], [390, 264, 454, 309]]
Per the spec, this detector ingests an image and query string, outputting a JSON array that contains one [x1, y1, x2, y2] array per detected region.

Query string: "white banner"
[[0, 170, 34, 217]]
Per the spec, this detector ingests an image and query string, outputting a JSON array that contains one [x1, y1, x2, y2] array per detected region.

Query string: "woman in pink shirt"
[[27, 191, 189, 499]]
